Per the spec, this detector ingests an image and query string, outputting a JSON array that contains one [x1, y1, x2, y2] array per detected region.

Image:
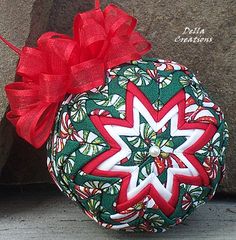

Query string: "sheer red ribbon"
[[3, 4, 151, 148]]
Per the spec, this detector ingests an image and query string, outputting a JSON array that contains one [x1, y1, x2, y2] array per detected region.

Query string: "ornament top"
[[1, 0, 151, 148]]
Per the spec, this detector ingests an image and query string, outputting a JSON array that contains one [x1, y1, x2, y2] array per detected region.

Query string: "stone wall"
[[0, 0, 235, 194]]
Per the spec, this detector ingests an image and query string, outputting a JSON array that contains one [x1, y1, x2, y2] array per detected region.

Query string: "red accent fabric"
[[4, 4, 151, 148], [83, 82, 216, 216]]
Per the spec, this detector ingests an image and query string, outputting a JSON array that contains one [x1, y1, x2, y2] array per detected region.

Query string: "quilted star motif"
[[82, 82, 217, 216]]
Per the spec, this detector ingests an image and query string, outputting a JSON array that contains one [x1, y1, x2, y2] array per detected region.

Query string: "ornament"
[[47, 58, 228, 232], [0, 0, 228, 233]]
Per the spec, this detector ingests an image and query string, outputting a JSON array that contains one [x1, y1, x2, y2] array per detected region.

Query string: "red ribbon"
[[3, 4, 151, 148]]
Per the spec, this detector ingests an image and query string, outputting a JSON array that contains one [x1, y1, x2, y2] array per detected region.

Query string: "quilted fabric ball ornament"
[[1, 0, 228, 233], [47, 58, 228, 232]]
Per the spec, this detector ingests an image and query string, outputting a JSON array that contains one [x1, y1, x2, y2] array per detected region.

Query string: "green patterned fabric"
[[47, 58, 228, 232]]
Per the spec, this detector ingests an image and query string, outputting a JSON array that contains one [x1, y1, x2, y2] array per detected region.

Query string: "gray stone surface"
[[0, 0, 53, 181], [0, 1, 235, 193], [0, 0, 35, 119], [0, 0, 36, 175], [0, 186, 235, 240]]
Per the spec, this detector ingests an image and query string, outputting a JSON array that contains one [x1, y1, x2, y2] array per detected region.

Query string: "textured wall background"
[[0, 0, 235, 194]]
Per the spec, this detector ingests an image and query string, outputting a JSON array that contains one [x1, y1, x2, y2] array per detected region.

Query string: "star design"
[[82, 82, 217, 216]]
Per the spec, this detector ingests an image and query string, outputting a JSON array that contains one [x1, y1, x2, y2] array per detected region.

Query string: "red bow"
[[4, 4, 151, 148]]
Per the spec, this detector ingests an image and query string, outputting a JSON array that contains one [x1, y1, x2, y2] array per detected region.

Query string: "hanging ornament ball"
[[47, 58, 228, 232]]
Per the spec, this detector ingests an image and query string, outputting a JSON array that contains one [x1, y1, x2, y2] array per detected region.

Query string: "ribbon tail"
[[0, 35, 21, 55]]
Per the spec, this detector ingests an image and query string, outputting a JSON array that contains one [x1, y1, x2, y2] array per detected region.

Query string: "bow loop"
[[17, 47, 47, 79], [5, 82, 39, 113], [130, 32, 152, 55], [39, 74, 69, 103], [5, 4, 151, 148], [104, 4, 137, 37], [70, 59, 105, 94], [73, 8, 105, 42]]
